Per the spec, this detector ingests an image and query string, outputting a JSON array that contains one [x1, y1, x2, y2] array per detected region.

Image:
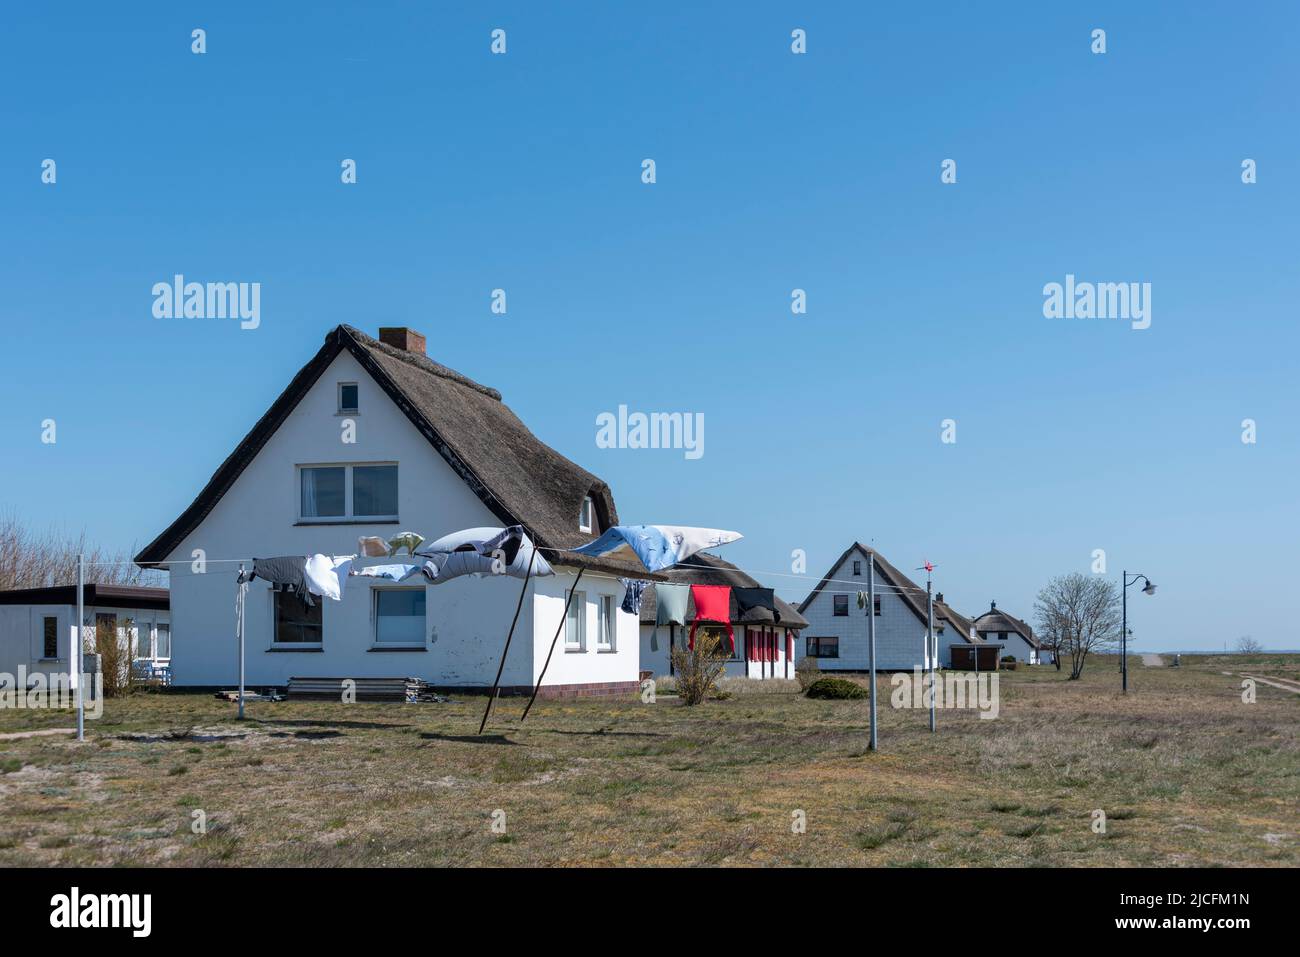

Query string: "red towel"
[[688, 584, 734, 652]]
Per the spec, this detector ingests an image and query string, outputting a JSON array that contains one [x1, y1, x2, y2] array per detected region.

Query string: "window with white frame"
[[579, 496, 593, 533], [565, 589, 586, 650], [155, 622, 171, 659], [134, 619, 152, 658], [597, 594, 615, 650], [299, 463, 398, 521], [374, 589, 426, 645], [338, 382, 359, 414]]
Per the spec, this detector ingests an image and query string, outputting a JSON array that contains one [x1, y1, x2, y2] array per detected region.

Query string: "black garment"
[[240, 556, 314, 607], [733, 587, 777, 622]]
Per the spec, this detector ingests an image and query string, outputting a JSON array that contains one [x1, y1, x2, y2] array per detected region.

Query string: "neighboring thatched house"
[[973, 601, 1041, 664], [796, 542, 981, 670], [135, 325, 656, 697], [637, 553, 808, 679]]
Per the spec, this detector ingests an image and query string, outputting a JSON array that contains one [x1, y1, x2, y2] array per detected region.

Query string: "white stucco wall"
[[978, 630, 1039, 665], [159, 350, 638, 691], [795, 548, 956, 670]]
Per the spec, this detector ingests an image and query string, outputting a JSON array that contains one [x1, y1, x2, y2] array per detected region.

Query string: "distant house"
[[0, 585, 170, 687], [973, 601, 1041, 664], [637, 553, 808, 679], [796, 542, 980, 670], [134, 325, 650, 698]]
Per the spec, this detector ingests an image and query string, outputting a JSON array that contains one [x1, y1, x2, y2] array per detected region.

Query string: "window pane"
[[134, 621, 151, 658], [339, 383, 359, 412], [275, 592, 322, 643], [155, 624, 171, 658], [566, 591, 585, 646], [376, 589, 425, 643], [833, 594, 848, 616], [301, 467, 346, 518], [598, 595, 613, 646], [353, 465, 398, 517], [43, 617, 58, 658]]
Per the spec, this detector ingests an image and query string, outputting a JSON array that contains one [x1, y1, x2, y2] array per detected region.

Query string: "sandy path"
[[1240, 673, 1300, 695], [1141, 653, 1164, 667], [0, 728, 76, 741]]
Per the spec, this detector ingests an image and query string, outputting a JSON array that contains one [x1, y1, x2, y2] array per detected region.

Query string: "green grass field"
[[1, 654, 1295, 866]]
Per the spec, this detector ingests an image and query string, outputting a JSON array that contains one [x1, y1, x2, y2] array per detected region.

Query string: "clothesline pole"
[[237, 564, 246, 721], [521, 566, 585, 722], [478, 546, 538, 734], [75, 553, 85, 742], [868, 556, 878, 751]]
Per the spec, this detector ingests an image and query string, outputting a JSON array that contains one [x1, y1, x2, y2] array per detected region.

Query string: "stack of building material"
[[287, 676, 426, 702]]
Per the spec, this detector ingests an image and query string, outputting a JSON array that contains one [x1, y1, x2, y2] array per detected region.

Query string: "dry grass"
[[0, 654, 1295, 867]]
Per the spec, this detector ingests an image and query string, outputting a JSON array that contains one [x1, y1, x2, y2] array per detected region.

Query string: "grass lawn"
[[1, 654, 1295, 867]]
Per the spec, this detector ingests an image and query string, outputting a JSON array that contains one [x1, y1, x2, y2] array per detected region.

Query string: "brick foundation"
[[432, 680, 640, 700]]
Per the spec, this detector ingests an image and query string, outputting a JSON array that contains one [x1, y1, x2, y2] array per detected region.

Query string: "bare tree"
[[1235, 635, 1263, 654], [1033, 573, 1121, 680], [0, 509, 164, 590]]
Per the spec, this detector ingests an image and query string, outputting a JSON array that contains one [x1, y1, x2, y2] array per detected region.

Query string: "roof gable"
[[797, 542, 977, 643], [135, 325, 619, 567]]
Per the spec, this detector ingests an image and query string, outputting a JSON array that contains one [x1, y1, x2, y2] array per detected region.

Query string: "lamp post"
[[1121, 571, 1156, 693]]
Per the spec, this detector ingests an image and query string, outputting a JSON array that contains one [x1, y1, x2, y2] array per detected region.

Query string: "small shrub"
[[794, 655, 820, 691], [805, 677, 868, 700], [670, 631, 729, 706]]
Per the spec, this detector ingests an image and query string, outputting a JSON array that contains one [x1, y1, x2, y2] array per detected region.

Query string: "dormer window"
[[338, 382, 359, 415], [579, 496, 594, 533]]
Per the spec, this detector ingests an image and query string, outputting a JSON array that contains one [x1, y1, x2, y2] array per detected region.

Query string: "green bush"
[[805, 677, 869, 700]]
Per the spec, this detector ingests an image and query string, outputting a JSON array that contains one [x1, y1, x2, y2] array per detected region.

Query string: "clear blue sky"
[[1, 2, 1296, 651]]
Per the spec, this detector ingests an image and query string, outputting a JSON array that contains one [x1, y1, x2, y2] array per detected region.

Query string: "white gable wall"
[[159, 350, 637, 690], [795, 549, 951, 670], [978, 630, 1039, 665]]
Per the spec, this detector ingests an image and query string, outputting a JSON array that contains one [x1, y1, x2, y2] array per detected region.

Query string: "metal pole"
[[479, 546, 537, 734], [926, 576, 936, 732], [238, 564, 246, 720], [868, 555, 877, 751], [76, 553, 85, 741], [521, 566, 585, 722], [1121, 570, 1128, 694]]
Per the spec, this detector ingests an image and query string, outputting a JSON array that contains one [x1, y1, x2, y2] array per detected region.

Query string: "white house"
[[637, 552, 808, 679], [972, 601, 1041, 665], [0, 584, 170, 688], [134, 325, 649, 699], [795, 542, 980, 670]]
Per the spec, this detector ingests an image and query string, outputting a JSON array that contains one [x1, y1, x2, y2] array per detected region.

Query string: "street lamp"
[[1122, 571, 1156, 692]]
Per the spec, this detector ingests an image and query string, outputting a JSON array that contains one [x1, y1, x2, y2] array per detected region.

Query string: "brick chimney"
[[378, 327, 426, 355]]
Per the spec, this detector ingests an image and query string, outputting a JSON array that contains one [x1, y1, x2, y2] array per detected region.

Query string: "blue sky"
[[1, 2, 1296, 650]]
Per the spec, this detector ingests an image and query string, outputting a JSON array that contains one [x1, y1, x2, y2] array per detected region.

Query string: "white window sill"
[[596, 647, 616, 654], [564, 646, 585, 653], [267, 645, 323, 652], [368, 645, 426, 652]]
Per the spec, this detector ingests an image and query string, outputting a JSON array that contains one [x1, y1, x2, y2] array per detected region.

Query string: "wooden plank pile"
[[287, 676, 427, 702]]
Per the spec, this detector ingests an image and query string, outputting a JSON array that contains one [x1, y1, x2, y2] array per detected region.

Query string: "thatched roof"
[[135, 325, 656, 578], [636, 553, 809, 630], [973, 602, 1040, 648], [797, 542, 980, 643]]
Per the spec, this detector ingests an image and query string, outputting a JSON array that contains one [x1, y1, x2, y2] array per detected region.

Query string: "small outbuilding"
[[0, 584, 171, 687]]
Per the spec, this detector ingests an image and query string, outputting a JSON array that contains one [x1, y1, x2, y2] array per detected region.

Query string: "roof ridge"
[[338, 325, 502, 401]]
